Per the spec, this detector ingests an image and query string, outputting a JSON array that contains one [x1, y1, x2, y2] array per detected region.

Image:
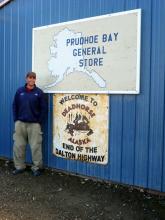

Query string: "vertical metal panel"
[[0, 0, 165, 192], [148, 0, 165, 191], [0, 8, 5, 156], [134, 0, 152, 188], [163, 115, 165, 192], [0, 3, 13, 158]]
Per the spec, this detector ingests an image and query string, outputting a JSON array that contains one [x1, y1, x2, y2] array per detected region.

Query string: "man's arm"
[[12, 91, 18, 122]]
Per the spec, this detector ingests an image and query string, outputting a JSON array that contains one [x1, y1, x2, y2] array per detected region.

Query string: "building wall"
[[0, 0, 165, 192]]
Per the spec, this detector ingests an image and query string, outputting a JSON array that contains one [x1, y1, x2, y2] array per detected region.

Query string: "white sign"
[[53, 94, 109, 164], [33, 9, 141, 94]]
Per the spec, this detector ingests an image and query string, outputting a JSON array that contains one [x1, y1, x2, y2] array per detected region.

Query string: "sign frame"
[[32, 9, 141, 94], [53, 94, 109, 164]]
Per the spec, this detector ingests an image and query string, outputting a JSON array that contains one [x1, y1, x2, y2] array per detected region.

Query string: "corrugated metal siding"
[[0, 0, 165, 192]]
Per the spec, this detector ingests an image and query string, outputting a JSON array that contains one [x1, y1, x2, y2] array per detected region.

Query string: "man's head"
[[26, 72, 36, 88], [26, 71, 36, 79]]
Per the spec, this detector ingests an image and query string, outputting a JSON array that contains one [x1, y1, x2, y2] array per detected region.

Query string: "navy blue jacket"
[[13, 84, 47, 124]]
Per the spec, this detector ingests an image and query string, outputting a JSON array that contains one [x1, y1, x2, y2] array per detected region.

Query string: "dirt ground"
[[0, 159, 164, 220]]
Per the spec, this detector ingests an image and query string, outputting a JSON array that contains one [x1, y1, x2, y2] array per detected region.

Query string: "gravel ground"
[[0, 159, 164, 220]]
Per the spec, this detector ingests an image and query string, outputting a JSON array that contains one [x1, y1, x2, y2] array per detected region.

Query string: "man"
[[12, 72, 47, 176]]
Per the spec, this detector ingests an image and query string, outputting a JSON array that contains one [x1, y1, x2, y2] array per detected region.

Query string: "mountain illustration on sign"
[[65, 113, 93, 136]]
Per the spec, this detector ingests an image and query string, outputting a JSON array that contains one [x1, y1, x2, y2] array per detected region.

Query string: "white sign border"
[[32, 9, 141, 94]]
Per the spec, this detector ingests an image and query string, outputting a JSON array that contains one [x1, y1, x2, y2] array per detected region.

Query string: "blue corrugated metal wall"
[[0, 0, 165, 192]]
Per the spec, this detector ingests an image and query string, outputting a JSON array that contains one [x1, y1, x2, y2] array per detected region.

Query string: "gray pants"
[[13, 120, 43, 171]]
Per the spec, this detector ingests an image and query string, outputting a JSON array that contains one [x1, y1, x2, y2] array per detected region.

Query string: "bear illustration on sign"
[[65, 113, 93, 136]]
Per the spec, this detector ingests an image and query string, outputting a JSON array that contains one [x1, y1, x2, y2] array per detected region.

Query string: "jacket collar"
[[24, 83, 36, 91]]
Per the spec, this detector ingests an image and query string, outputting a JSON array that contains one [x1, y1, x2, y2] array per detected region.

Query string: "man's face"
[[26, 76, 36, 86]]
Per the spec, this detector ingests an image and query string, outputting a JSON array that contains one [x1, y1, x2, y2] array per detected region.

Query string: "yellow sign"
[[53, 94, 109, 164]]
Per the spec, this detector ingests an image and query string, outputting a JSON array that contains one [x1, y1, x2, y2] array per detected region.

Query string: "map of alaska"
[[46, 28, 106, 88]]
